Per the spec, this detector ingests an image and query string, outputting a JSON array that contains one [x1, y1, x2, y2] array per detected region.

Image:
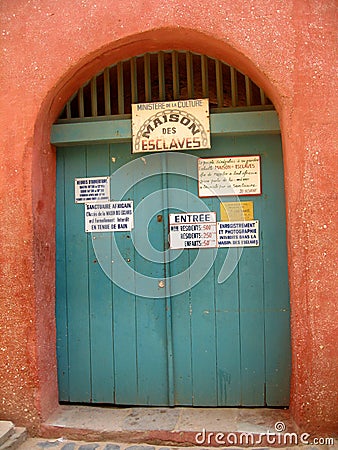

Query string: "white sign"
[[75, 177, 110, 203], [217, 220, 260, 247], [198, 155, 261, 197], [169, 212, 217, 249], [132, 99, 210, 153], [85, 201, 134, 233]]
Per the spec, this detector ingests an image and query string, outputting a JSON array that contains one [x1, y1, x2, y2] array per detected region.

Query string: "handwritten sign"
[[169, 212, 217, 249], [75, 177, 110, 203], [85, 201, 134, 233], [217, 220, 260, 247], [198, 155, 261, 197], [132, 99, 210, 153]]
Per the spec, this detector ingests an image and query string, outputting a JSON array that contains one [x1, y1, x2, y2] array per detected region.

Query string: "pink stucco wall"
[[0, 0, 337, 435]]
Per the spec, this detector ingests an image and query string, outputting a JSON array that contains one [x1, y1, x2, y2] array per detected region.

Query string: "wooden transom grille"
[[58, 51, 273, 122]]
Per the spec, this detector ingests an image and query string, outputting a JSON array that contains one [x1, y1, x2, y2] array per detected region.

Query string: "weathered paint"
[[0, 0, 337, 435], [55, 136, 290, 407]]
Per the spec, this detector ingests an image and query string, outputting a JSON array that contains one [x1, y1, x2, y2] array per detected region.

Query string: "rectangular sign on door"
[[75, 176, 110, 203], [169, 212, 217, 249], [85, 201, 134, 232], [198, 155, 261, 197], [217, 220, 260, 247]]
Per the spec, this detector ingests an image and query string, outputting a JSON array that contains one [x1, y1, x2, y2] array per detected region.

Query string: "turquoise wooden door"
[[56, 134, 291, 406]]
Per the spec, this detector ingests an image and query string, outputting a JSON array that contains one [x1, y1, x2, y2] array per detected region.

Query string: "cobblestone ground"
[[18, 439, 338, 450]]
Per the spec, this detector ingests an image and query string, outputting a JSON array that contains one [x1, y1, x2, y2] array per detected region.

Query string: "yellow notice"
[[220, 201, 254, 221]]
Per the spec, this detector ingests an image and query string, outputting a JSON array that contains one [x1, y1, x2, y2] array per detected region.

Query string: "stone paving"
[[17, 439, 338, 450]]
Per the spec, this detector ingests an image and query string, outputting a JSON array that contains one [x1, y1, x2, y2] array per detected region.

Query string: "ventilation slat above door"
[[58, 51, 273, 122]]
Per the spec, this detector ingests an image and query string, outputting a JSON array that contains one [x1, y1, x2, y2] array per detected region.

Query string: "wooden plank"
[[130, 57, 138, 104], [188, 182, 218, 406], [186, 51, 194, 98], [158, 52, 165, 101], [55, 149, 69, 401], [172, 51, 179, 100], [110, 144, 138, 404], [86, 144, 114, 402], [117, 62, 124, 114], [51, 111, 280, 145], [78, 87, 84, 118], [104, 68, 111, 115], [64, 146, 91, 402], [167, 165, 193, 405], [245, 75, 252, 106], [201, 55, 209, 98], [211, 137, 241, 406], [230, 67, 238, 107], [91, 77, 98, 117], [215, 60, 223, 108], [144, 53, 151, 102], [260, 136, 291, 405], [133, 160, 168, 405], [228, 137, 265, 405]]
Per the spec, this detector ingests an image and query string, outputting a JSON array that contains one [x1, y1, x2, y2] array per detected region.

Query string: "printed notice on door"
[[75, 177, 110, 203], [169, 212, 217, 249], [217, 220, 260, 247], [85, 201, 134, 232], [198, 155, 261, 197], [132, 99, 210, 153]]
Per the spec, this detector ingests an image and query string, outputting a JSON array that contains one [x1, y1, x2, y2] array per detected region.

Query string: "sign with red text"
[[198, 155, 261, 197], [169, 212, 217, 249], [132, 99, 210, 153]]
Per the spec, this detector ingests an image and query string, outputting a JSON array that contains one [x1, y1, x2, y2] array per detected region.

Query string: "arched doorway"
[[53, 50, 290, 406]]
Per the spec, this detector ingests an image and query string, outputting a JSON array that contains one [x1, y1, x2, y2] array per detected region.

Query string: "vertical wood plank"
[[260, 136, 291, 405], [186, 51, 194, 98], [86, 144, 114, 402], [211, 136, 242, 405], [172, 51, 179, 100], [188, 178, 218, 406], [104, 68, 111, 115], [78, 87, 84, 118], [215, 60, 223, 108], [91, 77, 98, 117], [167, 158, 192, 405], [111, 144, 138, 404], [55, 148, 69, 401], [133, 157, 168, 405], [245, 75, 252, 106], [158, 52, 165, 101], [230, 67, 238, 107], [117, 62, 124, 114], [144, 53, 151, 102], [201, 55, 209, 98], [130, 57, 138, 104], [64, 146, 91, 402]]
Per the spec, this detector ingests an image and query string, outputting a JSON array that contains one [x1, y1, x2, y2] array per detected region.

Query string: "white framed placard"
[[132, 99, 210, 153], [198, 155, 262, 197], [75, 176, 110, 203], [217, 220, 260, 247], [85, 201, 134, 233], [169, 212, 217, 249]]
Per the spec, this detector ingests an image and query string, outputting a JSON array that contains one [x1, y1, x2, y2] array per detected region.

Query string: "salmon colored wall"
[[0, 0, 337, 435]]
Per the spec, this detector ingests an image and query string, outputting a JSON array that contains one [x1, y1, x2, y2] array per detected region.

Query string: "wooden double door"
[[56, 134, 290, 406]]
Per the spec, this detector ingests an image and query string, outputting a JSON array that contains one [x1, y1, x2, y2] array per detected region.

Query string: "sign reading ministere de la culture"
[[132, 99, 210, 153]]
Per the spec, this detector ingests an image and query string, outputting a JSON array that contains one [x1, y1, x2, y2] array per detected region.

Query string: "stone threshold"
[[40, 406, 298, 447]]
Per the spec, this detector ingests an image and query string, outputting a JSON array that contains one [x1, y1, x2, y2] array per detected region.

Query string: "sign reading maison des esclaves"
[[132, 99, 210, 153]]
